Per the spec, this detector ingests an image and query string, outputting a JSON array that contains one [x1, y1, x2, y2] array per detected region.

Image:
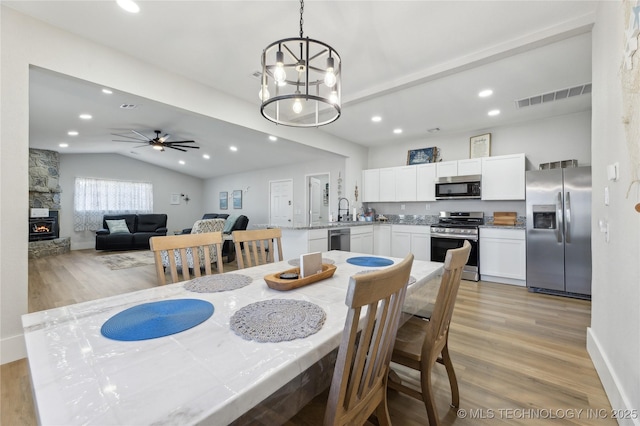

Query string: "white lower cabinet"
[[391, 225, 430, 261], [308, 229, 328, 253], [350, 225, 374, 254], [373, 224, 391, 256], [479, 227, 526, 286]]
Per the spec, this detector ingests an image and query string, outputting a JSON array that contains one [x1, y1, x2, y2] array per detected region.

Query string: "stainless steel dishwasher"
[[328, 228, 350, 251]]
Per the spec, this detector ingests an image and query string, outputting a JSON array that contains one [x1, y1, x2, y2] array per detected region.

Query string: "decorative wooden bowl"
[[264, 264, 337, 291]]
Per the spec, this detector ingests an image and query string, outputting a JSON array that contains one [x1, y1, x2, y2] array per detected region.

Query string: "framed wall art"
[[232, 190, 242, 209], [407, 147, 439, 165], [219, 192, 228, 210], [170, 193, 181, 205], [469, 133, 491, 158]]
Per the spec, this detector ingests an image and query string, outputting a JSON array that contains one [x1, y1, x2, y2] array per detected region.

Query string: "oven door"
[[430, 233, 479, 281]]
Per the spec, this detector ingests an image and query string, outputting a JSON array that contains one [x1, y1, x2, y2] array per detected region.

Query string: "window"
[[73, 177, 153, 231]]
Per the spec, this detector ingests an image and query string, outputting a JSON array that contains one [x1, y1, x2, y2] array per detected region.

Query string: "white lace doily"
[[184, 274, 252, 293], [230, 299, 326, 343], [287, 258, 335, 266]]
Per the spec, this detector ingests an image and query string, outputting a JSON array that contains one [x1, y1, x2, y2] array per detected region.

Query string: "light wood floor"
[[2, 250, 613, 425]]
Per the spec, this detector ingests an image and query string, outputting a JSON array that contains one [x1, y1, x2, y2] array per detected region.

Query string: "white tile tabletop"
[[22, 251, 443, 425]]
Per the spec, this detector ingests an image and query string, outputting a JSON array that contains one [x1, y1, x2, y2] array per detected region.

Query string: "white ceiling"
[[7, 1, 596, 179]]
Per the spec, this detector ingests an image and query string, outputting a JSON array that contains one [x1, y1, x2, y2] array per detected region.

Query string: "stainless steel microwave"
[[435, 175, 481, 200]]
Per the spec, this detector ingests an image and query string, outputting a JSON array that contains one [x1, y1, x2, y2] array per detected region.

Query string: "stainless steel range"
[[430, 211, 483, 281]]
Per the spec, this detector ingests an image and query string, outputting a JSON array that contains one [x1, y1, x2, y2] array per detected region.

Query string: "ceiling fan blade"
[[159, 133, 171, 143], [167, 140, 196, 144], [131, 130, 151, 141], [112, 139, 145, 143], [171, 144, 200, 149], [167, 146, 187, 152], [111, 133, 148, 141]]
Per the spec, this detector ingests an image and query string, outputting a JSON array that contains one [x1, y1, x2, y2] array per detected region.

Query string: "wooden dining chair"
[[321, 253, 414, 425], [232, 228, 283, 269], [149, 232, 223, 285], [388, 240, 471, 426]]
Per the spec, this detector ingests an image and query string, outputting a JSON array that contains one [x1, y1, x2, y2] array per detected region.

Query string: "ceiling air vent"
[[119, 104, 138, 109], [515, 83, 592, 109]]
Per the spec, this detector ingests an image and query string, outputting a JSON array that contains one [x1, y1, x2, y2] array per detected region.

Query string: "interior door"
[[269, 179, 293, 227], [310, 177, 322, 225]]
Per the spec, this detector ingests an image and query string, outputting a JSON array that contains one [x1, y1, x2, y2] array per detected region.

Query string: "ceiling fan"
[[112, 130, 200, 152]]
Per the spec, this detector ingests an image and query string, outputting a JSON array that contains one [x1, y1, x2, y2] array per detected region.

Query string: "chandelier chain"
[[299, 0, 304, 38]]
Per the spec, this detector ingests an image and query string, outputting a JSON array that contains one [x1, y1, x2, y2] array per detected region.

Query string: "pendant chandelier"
[[259, 0, 341, 127]]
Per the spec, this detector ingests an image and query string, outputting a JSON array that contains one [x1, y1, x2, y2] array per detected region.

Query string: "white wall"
[[203, 157, 345, 228], [588, 2, 640, 422], [59, 154, 205, 249], [368, 110, 591, 170], [0, 6, 365, 363]]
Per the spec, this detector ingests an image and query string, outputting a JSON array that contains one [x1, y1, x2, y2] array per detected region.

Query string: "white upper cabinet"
[[379, 168, 396, 201], [436, 160, 458, 178], [395, 166, 417, 201], [481, 153, 526, 200], [362, 169, 380, 202], [457, 158, 482, 175], [416, 163, 437, 201]]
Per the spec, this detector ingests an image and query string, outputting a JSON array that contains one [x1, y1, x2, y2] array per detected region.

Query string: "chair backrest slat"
[[324, 254, 414, 425], [232, 228, 283, 269], [150, 232, 223, 285], [423, 241, 471, 360]]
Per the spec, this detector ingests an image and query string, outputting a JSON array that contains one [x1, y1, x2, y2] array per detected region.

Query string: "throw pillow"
[[223, 215, 237, 234], [106, 219, 131, 234]]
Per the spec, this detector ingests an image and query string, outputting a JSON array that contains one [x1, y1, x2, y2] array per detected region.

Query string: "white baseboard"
[[587, 327, 640, 426], [480, 275, 526, 286], [1, 333, 26, 365]]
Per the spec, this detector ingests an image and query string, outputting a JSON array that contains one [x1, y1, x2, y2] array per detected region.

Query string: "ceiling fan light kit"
[[259, 0, 341, 127], [112, 130, 200, 153]]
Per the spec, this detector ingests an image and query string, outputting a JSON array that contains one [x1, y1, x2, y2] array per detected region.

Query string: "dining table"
[[22, 250, 443, 425]]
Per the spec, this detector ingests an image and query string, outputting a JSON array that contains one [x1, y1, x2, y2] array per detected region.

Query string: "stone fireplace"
[[28, 149, 70, 258]]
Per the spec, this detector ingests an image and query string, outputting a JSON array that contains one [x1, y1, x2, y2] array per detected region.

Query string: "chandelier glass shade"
[[259, 3, 341, 127]]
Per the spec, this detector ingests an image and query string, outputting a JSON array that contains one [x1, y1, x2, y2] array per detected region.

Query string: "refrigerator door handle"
[[565, 191, 571, 243], [556, 192, 563, 243]]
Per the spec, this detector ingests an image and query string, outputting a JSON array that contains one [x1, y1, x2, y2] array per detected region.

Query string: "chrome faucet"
[[338, 197, 350, 222]]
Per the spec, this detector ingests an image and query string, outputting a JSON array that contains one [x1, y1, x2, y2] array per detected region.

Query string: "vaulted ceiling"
[[7, 1, 596, 179]]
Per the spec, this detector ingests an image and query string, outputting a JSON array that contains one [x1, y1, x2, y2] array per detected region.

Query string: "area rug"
[[98, 251, 155, 270]]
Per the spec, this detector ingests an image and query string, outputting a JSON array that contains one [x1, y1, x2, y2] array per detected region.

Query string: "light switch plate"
[[604, 186, 610, 206], [607, 162, 619, 181]]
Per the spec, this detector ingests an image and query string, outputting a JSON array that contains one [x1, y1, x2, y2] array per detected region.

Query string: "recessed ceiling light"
[[393, 128, 403, 134], [230, 146, 238, 152], [102, 88, 113, 94], [488, 109, 501, 116], [117, 0, 140, 13], [68, 131, 78, 136], [268, 135, 278, 142], [79, 114, 92, 120], [371, 116, 382, 122], [478, 89, 493, 98], [59, 143, 68, 148], [179, 160, 185, 165], [202, 154, 210, 160]]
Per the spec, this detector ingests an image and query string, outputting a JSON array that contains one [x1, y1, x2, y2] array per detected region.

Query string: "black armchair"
[[180, 213, 230, 234]]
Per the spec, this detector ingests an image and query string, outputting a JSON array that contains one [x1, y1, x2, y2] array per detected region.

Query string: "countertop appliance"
[[328, 227, 350, 251], [526, 167, 591, 298], [435, 175, 481, 200], [431, 211, 483, 281]]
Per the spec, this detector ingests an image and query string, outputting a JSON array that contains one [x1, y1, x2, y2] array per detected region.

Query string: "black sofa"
[[95, 214, 168, 251]]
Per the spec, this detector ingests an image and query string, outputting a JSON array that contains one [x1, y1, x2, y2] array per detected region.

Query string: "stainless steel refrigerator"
[[525, 166, 592, 298]]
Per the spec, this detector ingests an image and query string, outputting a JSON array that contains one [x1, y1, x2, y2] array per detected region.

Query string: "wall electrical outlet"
[[400, 204, 405, 210], [425, 203, 431, 211]]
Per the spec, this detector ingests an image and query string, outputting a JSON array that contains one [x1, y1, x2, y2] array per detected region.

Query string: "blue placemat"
[[346, 256, 394, 267], [101, 299, 214, 341]]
